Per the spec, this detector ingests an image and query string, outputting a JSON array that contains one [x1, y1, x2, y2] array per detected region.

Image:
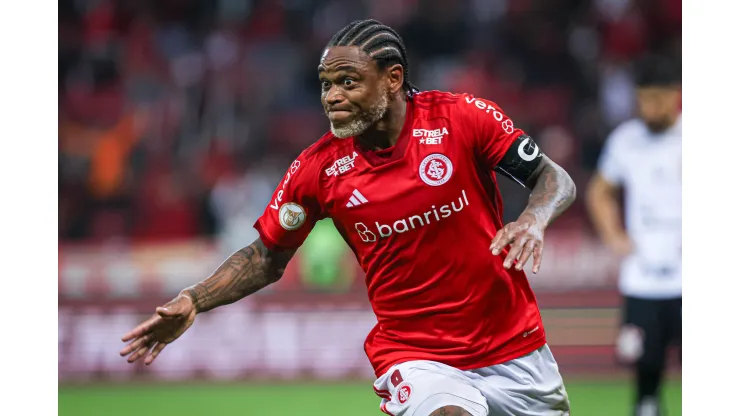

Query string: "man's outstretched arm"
[[120, 237, 295, 365], [184, 237, 296, 313]]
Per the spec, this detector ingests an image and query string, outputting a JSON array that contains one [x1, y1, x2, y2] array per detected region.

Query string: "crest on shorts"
[[419, 153, 453, 186], [396, 382, 413, 405], [278, 202, 306, 230]]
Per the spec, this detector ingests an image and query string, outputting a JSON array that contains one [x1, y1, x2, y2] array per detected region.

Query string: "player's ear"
[[386, 63, 404, 95]]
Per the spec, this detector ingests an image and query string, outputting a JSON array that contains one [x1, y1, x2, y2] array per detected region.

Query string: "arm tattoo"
[[183, 238, 294, 313], [522, 156, 577, 226]]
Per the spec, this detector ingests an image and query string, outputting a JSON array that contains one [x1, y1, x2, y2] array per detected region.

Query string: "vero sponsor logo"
[[465, 96, 515, 134]]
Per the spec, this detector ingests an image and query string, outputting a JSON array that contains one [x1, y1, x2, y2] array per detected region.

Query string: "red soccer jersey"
[[255, 91, 546, 377]]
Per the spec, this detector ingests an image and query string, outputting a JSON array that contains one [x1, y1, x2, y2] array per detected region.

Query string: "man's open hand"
[[490, 213, 545, 274], [119, 293, 197, 365]]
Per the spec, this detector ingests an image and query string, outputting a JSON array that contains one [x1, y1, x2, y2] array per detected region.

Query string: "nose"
[[325, 85, 345, 106], [641, 103, 659, 119]]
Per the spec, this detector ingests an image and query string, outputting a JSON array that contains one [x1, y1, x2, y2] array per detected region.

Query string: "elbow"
[[552, 162, 577, 205], [585, 178, 609, 211], [269, 265, 286, 283], [262, 258, 285, 283], [261, 251, 296, 284], [560, 172, 577, 215], [585, 183, 598, 211], [565, 173, 577, 203]]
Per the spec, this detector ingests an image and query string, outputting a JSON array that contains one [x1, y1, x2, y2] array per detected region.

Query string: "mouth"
[[327, 109, 354, 122]]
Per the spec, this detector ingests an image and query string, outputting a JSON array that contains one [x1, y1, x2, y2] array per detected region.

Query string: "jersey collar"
[[353, 96, 415, 168]]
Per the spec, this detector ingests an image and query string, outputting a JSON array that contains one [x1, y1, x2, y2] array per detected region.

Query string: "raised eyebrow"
[[318, 65, 361, 75]]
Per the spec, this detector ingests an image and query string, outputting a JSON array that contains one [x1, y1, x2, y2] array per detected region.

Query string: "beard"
[[329, 88, 389, 139], [645, 118, 672, 133]]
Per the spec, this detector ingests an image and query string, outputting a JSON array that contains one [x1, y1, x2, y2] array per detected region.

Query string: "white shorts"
[[373, 344, 570, 416]]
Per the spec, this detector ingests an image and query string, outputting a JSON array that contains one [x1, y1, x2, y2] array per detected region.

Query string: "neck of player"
[[357, 96, 407, 151]]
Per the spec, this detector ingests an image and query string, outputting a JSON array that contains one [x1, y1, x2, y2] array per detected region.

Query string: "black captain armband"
[[494, 134, 544, 187]]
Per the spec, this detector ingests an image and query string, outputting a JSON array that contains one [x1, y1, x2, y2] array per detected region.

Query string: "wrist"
[[180, 288, 200, 314], [518, 211, 547, 231]]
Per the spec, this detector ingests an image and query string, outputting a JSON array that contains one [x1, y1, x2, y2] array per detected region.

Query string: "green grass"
[[59, 379, 681, 415]]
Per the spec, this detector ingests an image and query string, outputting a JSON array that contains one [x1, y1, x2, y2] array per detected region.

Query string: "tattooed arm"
[[119, 236, 295, 365], [183, 237, 295, 313], [490, 154, 576, 273], [520, 155, 577, 226]]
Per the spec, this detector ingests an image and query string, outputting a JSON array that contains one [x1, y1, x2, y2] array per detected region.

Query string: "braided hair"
[[327, 19, 419, 96]]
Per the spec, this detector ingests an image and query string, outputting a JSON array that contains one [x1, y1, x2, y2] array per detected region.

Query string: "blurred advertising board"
[[59, 229, 627, 381]]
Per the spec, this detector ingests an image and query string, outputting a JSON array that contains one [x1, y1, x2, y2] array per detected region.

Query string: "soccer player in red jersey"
[[121, 20, 576, 416]]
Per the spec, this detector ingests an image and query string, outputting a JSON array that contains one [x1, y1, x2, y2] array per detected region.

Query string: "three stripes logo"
[[346, 189, 369, 208]]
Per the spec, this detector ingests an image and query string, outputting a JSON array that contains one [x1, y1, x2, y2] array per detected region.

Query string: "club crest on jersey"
[[419, 153, 453, 186], [325, 151, 359, 177], [396, 383, 412, 405], [278, 202, 306, 230]]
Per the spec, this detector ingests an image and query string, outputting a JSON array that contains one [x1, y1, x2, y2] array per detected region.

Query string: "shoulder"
[[413, 90, 462, 107], [412, 90, 497, 122], [413, 90, 487, 110], [295, 131, 357, 177], [419, 90, 509, 118], [299, 131, 348, 160]]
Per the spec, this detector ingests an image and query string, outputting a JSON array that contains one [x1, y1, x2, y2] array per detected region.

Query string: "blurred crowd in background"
[[58, 0, 681, 252]]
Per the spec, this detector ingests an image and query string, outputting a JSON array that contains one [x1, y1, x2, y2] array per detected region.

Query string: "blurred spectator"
[[59, 0, 681, 242]]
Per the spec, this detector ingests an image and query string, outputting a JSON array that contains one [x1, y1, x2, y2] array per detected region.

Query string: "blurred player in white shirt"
[[586, 54, 681, 416]]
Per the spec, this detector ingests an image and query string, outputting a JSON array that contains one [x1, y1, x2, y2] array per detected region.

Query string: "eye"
[[321, 80, 330, 90], [343, 78, 355, 87]]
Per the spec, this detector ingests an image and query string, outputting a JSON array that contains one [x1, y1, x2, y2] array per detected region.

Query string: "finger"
[[504, 236, 528, 269], [489, 230, 505, 254], [491, 228, 515, 255], [516, 240, 538, 271], [121, 315, 160, 342], [145, 342, 168, 366], [127, 342, 154, 363], [120, 333, 153, 357], [532, 243, 544, 274]]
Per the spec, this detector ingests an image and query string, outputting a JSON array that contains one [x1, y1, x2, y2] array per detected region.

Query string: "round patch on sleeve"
[[279, 202, 306, 230]]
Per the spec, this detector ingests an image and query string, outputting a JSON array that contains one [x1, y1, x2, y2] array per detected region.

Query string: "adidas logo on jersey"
[[346, 189, 369, 208]]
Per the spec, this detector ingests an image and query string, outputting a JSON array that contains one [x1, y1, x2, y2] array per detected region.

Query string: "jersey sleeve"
[[457, 94, 528, 169], [596, 129, 626, 186], [253, 154, 326, 251]]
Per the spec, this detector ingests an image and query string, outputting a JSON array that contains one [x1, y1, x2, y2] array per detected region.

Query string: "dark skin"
[[490, 153, 576, 274], [429, 406, 473, 416], [119, 239, 295, 364], [319, 46, 406, 149], [120, 45, 576, 368]]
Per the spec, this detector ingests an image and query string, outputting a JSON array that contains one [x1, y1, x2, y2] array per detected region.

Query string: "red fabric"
[[255, 91, 545, 376]]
